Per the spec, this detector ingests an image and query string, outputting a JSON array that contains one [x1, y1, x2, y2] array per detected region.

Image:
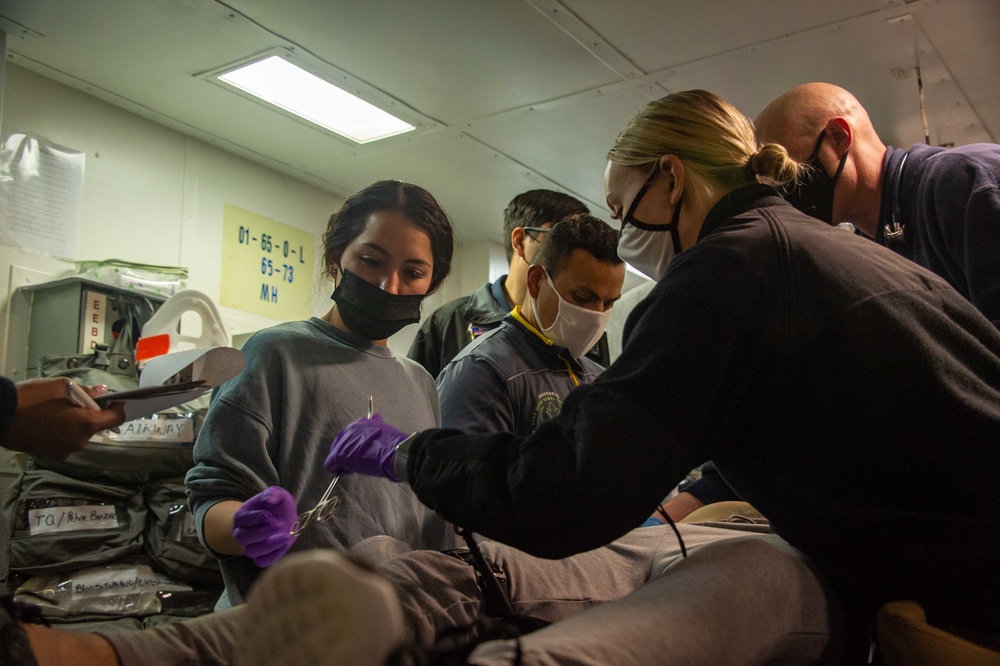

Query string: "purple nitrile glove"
[[324, 414, 408, 481], [232, 486, 298, 568]]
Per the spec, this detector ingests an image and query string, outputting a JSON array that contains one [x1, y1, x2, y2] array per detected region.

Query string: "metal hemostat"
[[289, 396, 373, 536]]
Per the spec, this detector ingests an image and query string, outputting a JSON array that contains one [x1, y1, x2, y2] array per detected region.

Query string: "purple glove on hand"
[[232, 486, 298, 568], [324, 414, 408, 481]]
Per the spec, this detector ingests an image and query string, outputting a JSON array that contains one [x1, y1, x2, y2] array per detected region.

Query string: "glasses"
[[522, 224, 557, 241], [289, 395, 373, 536], [621, 163, 659, 230]]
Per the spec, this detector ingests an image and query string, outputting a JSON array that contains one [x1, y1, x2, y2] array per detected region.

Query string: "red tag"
[[135, 334, 171, 361]]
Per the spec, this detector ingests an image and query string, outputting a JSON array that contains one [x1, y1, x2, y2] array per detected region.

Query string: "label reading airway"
[[28, 504, 119, 535], [112, 415, 195, 443]]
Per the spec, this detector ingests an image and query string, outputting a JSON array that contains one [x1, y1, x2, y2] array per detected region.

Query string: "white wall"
[[0, 63, 502, 374], [605, 279, 655, 362], [0, 64, 339, 376]]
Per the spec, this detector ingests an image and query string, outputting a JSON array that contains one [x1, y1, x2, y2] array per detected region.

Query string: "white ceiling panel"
[[218, 0, 626, 123], [2, 0, 997, 244], [340, 132, 571, 243], [465, 86, 662, 215], [915, 0, 1000, 142], [653, 9, 992, 149], [561, 0, 892, 73]]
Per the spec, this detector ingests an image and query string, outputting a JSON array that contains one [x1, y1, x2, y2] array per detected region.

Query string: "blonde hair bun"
[[749, 143, 799, 186]]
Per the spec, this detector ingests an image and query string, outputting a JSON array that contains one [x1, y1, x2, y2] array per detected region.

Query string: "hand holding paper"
[[97, 347, 246, 420], [1, 377, 126, 459]]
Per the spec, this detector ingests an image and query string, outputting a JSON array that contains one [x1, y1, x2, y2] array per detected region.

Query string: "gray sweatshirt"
[[185, 317, 456, 602]]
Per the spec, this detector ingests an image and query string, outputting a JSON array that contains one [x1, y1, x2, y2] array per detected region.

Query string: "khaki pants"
[[107, 523, 840, 666]]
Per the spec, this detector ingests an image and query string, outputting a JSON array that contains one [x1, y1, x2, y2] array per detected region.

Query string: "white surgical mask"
[[617, 195, 683, 282], [531, 271, 611, 360], [617, 225, 677, 282]]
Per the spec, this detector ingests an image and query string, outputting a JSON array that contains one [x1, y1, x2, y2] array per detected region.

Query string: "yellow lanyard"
[[511, 306, 580, 388]]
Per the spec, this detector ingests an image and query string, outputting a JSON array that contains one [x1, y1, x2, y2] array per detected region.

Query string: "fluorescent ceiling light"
[[217, 55, 415, 143]]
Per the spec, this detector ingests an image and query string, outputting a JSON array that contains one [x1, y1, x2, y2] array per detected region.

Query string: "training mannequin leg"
[[467, 535, 840, 666]]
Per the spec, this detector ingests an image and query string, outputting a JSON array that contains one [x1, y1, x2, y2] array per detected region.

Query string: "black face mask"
[[781, 131, 848, 224], [331, 268, 424, 341]]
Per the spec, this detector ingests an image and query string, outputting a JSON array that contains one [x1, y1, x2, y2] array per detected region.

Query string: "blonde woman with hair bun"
[[603, 90, 800, 280], [326, 87, 1000, 658]]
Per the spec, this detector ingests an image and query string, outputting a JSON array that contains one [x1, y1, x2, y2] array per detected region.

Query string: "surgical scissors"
[[289, 396, 373, 536]]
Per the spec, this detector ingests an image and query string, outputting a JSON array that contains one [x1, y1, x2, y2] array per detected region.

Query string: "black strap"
[[883, 151, 910, 249], [455, 527, 515, 618]]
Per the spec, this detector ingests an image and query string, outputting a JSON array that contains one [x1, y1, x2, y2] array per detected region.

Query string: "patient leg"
[[24, 606, 245, 666], [25, 625, 118, 666], [238, 549, 407, 666], [467, 534, 841, 666]]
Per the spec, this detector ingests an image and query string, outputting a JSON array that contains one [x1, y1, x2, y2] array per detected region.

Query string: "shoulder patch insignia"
[[531, 391, 564, 430]]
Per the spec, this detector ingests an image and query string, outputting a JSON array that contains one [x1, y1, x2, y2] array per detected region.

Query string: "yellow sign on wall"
[[221, 204, 316, 321]]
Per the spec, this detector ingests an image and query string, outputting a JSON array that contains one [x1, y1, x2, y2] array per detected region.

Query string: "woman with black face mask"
[[320, 91, 1000, 660], [184, 180, 458, 607]]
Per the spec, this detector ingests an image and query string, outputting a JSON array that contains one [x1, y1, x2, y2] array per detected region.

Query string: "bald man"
[[756, 82, 1000, 327]]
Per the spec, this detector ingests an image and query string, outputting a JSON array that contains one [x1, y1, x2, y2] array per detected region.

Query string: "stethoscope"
[[882, 151, 910, 250]]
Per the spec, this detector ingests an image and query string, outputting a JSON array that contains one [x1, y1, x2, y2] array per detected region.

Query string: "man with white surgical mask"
[[436, 215, 624, 436], [408, 190, 607, 378]]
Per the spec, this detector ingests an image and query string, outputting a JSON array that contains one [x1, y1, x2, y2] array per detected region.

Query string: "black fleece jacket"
[[406, 185, 1000, 619]]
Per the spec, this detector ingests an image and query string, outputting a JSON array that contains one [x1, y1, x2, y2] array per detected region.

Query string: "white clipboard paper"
[[96, 347, 245, 421]]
